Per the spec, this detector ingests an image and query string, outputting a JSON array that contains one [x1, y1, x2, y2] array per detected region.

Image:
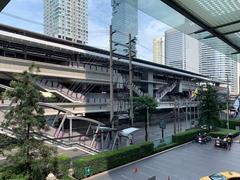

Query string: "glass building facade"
[[200, 43, 238, 94], [111, 0, 138, 56]]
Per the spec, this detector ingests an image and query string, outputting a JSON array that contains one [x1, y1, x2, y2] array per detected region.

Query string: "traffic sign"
[[159, 120, 166, 129]]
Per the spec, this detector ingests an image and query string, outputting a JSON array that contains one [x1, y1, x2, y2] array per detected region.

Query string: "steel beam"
[[0, 0, 10, 12], [194, 19, 240, 34], [204, 29, 240, 39]]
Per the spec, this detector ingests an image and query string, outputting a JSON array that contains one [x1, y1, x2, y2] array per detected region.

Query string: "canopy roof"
[[120, 127, 139, 137], [161, 0, 240, 60], [124, 0, 240, 61]]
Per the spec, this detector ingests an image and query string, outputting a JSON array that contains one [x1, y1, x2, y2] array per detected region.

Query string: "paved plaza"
[[87, 139, 240, 180]]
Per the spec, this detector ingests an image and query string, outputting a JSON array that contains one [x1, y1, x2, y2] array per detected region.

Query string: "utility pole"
[[185, 100, 188, 129], [177, 100, 180, 132], [173, 100, 177, 134], [146, 107, 149, 141], [129, 33, 134, 126], [109, 25, 115, 128], [227, 74, 230, 130]]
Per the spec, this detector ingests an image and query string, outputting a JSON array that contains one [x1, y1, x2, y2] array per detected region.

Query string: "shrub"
[[56, 155, 71, 176], [0, 155, 71, 180], [172, 128, 202, 144], [220, 119, 240, 130], [208, 128, 239, 138], [154, 143, 178, 153], [73, 142, 154, 179]]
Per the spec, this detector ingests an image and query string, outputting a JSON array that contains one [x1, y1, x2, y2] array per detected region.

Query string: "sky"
[[0, 0, 170, 61]]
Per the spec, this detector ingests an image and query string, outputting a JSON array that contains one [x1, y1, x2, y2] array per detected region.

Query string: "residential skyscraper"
[[165, 29, 199, 73], [200, 43, 238, 94], [153, 37, 165, 65], [111, 0, 138, 56], [44, 0, 88, 44]]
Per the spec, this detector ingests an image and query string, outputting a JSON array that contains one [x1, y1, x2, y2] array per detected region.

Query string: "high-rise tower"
[[153, 37, 165, 64], [165, 29, 199, 73], [44, 0, 88, 44], [111, 0, 138, 56], [200, 43, 238, 94]]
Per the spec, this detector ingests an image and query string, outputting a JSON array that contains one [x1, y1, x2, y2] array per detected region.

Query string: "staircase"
[[156, 81, 177, 102], [36, 79, 86, 103], [122, 77, 144, 96], [0, 126, 98, 155]]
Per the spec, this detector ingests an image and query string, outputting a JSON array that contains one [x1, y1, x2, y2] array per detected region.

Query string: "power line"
[[1, 12, 43, 26]]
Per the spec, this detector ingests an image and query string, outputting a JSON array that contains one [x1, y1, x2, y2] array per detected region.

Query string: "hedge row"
[[220, 119, 240, 130], [208, 128, 239, 138], [73, 142, 154, 179], [172, 128, 202, 144], [154, 143, 178, 153]]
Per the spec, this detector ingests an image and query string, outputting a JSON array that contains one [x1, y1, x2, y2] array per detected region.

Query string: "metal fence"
[[152, 136, 172, 148]]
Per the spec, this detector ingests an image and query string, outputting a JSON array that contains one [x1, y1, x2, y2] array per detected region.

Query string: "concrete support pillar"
[[147, 72, 153, 97], [69, 118, 73, 142], [185, 102, 188, 129], [101, 131, 104, 150], [190, 104, 192, 127], [194, 104, 196, 123]]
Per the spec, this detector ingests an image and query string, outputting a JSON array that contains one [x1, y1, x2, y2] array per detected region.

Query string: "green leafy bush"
[[208, 128, 239, 138], [73, 142, 154, 179], [0, 155, 71, 180], [172, 128, 202, 144], [56, 155, 71, 176], [154, 143, 178, 153], [220, 119, 240, 130]]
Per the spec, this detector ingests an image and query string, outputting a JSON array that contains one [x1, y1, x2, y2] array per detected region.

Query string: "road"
[[87, 139, 240, 180]]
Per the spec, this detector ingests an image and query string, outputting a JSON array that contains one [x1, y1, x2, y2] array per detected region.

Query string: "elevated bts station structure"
[[1, 0, 239, 153], [0, 24, 213, 152]]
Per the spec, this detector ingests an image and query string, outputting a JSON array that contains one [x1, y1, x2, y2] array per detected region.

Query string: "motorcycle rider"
[[227, 134, 232, 150]]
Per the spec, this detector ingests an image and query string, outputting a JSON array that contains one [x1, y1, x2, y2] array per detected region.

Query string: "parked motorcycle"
[[196, 133, 211, 144], [215, 137, 228, 149]]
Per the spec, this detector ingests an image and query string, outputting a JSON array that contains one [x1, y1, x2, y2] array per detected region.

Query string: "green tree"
[[197, 83, 225, 130], [0, 66, 57, 179], [133, 96, 158, 141]]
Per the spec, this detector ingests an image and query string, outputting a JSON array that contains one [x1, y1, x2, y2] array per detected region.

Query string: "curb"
[[83, 141, 193, 180]]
